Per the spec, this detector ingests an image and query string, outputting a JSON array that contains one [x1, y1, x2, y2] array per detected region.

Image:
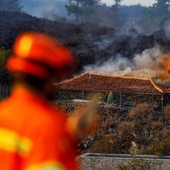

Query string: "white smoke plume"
[[84, 45, 170, 86]]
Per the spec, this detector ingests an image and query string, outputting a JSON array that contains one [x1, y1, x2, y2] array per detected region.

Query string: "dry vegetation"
[[55, 101, 170, 156]]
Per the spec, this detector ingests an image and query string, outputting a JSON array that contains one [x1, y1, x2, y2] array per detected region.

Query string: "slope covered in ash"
[[0, 11, 170, 73]]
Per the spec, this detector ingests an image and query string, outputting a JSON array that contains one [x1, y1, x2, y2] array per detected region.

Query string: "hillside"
[[0, 11, 170, 73]]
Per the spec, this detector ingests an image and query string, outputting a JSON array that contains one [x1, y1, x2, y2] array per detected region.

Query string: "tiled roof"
[[54, 72, 169, 94]]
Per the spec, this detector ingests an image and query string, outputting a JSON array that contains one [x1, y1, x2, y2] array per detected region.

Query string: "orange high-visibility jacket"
[[0, 88, 77, 170]]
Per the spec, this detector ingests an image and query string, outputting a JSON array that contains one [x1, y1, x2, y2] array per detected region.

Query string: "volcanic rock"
[[0, 11, 170, 73]]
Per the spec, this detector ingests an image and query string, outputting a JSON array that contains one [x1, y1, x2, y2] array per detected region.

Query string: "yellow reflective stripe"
[[0, 128, 32, 157], [25, 161, 66, 170]]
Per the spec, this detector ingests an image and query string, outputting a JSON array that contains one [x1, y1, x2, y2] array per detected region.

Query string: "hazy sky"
[[102, 0, 156, 6]]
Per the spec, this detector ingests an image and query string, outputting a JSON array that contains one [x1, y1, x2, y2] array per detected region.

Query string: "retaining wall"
[[77, 153, 170, 170]]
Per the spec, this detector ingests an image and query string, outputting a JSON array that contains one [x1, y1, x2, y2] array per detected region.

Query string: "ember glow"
[[162, 55, 170, 72], [159, 54, 170, 80]]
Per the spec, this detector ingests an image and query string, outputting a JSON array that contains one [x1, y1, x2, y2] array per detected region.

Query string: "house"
[[54, 72, 170, 110]]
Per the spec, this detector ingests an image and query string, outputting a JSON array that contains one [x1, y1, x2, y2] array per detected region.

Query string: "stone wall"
[[77, 153, 170, 170]]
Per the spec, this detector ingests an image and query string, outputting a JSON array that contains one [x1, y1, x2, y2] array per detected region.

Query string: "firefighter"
[[0, 32, 96, 170]]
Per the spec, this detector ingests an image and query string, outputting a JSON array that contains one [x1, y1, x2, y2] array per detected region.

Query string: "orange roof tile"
[[54, 72, 168, 94]]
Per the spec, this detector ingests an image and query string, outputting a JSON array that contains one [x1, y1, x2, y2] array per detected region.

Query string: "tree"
[[107, 0, 124, 28], [154, 0, 170, 28], [0, 0, 22, 12], [65, 0, 100, 23], [141, 0, 170, 29], [114, 0, 122, 6], [111, 0, 122, 15]]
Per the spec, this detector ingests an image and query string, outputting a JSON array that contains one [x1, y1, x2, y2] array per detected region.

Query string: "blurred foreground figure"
[[0, 32, 97, 170]]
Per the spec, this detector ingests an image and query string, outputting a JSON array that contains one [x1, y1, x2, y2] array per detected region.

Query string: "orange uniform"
[[0, 87, 77, 170]]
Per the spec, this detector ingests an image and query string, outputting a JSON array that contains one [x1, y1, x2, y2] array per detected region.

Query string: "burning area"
[[84, 45, 170, 87], [0, 11, 170, 88]]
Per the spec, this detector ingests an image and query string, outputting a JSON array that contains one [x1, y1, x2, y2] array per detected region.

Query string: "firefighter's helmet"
[[6, 32, 73, 79]]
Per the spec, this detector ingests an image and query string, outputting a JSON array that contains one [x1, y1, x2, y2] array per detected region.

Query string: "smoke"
[[84, 55, 130, 74], [164, 21, 170, 39], [17, 0, 165, 35], [20, 0, 69, 20], [84, 45, 170, 86]]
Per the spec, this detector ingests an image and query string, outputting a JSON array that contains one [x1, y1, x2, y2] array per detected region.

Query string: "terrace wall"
[[77, 154, 170, 170]]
